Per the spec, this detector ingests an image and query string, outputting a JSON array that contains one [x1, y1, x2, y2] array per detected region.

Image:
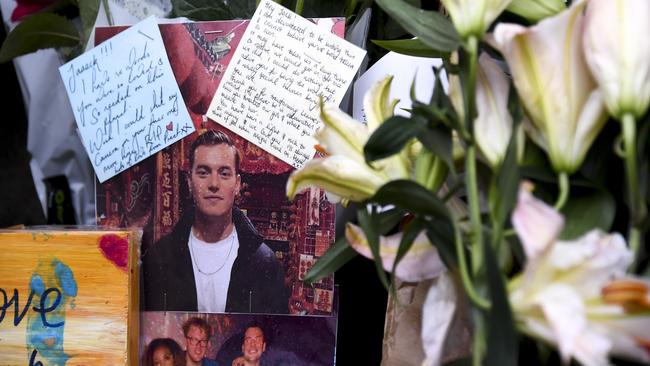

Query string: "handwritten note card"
[[59, 17, 194, 182], [207, 0, 366, 168]]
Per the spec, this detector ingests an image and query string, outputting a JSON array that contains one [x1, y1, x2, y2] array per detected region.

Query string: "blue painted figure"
[[26, 259, 78, 366]]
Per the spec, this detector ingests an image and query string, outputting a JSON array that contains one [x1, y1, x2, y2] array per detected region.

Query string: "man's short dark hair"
[[244, 324, 265, 342], [182, 317, 212, 338], [189, 129, 240, 173]]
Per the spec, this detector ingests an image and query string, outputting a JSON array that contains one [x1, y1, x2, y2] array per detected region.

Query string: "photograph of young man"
[[143, 130, 288, 313]]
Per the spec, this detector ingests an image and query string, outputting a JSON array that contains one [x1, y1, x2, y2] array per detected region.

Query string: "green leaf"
[[0, 13, 80, 63], [78, 0, 101, 44], [284, 0, 347, 17], [358, 206, 390, 289], [364, 116, 423, 162], [442, 359, 472, 366], [377, 207, 407, 235], [417, 122, 455, 175], [424, 219, 457, 269], [390, 218, 425, 280], [412, 67, 462, 134], [374, 0, 460, 52], [373, 180, 451, 220], [484, 237, 518, 366], [304, 236, 357, 285], [559, 188, 616, 240], [42, 0, 78, 14], [171, 0, 239, 20], [371, 38, 449, 58]]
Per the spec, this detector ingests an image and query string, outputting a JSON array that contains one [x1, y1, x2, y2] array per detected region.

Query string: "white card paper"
[[207, 0, 366, 169], [353, 52, 446, 122], [59, 17, 195, 183]]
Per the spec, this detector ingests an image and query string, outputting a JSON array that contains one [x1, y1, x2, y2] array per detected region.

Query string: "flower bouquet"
[[289, 0, 650, 365]]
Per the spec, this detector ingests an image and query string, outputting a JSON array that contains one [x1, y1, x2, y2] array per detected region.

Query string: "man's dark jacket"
[[143, 208, 288, 313]]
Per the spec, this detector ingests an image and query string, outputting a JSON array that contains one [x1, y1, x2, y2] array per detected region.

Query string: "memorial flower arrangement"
[[289, 0, 650, 364]]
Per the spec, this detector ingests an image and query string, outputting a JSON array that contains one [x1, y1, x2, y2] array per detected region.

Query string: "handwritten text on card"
[[59, 17, 194, 182], [207, 0, 366, 168]]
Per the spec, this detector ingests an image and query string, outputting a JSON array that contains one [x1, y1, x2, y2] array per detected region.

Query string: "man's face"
[[242, 327, 266, 363], [189, 144, 240, 219], [185, 325, 209, 363]]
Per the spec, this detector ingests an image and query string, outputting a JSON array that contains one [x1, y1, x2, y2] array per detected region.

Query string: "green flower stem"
[[295, 0, 304, 14], [102, 0, 114, 26], [491, 217, 504, 259], [454, 219, 490, 310], [554, 171, 569, 210], [472, 314, 486, 366], [467, 145, 484, 276], [622, 113, 645, 253], [463, 35, 484, 277], [465, 36, 479, 135]]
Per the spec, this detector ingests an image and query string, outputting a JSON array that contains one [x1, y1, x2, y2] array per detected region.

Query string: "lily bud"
[[583, 0, 650, 119], [441, 0, 513, 40], [493, 2, 608, 174], [506, 0, 566, 23], [449, 53, 512, 168]]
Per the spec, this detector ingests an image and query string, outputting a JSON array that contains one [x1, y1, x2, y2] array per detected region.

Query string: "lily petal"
[[511, 182, 564, 260], [319, 103, 370, 162], [506, 0, 566, 23], [286, 156, 387, 201], [493, 2, 608, 173], [474, 53, 512, 168], [421, 273, 456, 366], [364, 75, 399, 132], [345, 223, 446, 282], [442, 0, 513, 39], [583, 0, 650, 118]]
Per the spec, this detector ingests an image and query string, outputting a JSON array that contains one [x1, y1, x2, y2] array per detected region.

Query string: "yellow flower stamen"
[[314, 144, 330, 157], [602, 279, 650, 313]]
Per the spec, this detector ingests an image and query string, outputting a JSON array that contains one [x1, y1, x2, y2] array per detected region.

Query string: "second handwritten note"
[[207, 0, 366, 168]]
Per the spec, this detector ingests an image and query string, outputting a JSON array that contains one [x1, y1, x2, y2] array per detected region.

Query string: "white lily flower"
[[441, 0, 513, 40], [345, 223, 446, 282], [493, 2, 609, 174], [509, 182, 650, 366], [286, 77, 409, 202], [583, 0, 650, 119], [506, 0, 566, 23]]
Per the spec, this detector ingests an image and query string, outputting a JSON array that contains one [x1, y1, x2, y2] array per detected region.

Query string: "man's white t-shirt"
[[188, 228, 239, 312]]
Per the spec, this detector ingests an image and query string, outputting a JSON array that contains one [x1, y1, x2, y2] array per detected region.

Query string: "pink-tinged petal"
[[550, 231, 631, 298], [535, 284, 592, 364], [421, 273, 456, 366], [512, 182, 564, 259], [345, 223, 445, 282]]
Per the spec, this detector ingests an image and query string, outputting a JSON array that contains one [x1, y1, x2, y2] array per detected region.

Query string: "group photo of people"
[[140, 312, 337, 366]]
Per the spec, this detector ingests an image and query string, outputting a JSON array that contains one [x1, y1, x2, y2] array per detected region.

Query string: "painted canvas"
[[95, 20, 341, 316], [0, 229, 139, 365]]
